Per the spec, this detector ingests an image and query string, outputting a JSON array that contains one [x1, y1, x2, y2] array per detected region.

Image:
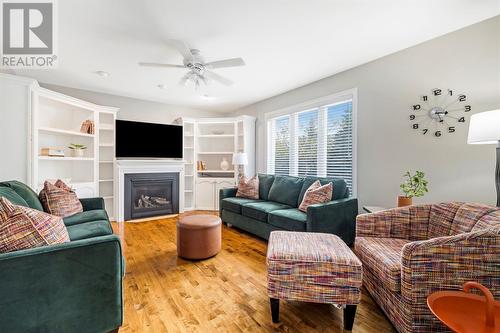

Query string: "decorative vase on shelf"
[[397, 196, 412, 207], [73, 149, 84, 157], [220, 157, 229, 171]]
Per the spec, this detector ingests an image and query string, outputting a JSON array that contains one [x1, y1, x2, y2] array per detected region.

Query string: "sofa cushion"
[[236, 176, 259, 199], [0, 197, 69, 253], [66, 220, 113, 241], [268, 175, 304, 207], [354, 237, 411, 293], [0, 187, 29, 207], [450, 203, 497, 235], [63, 209, 109, 226], [39, 181, 83, 218], [0, 180, 44, 211], [427, 202, 463, 238], [473, 210, 500, 231], [221, 197, 262, 214], [258, 174, 275, 201], [298, 180, 333, 212], [268, 208, 307, 231], [298, 177, 348, 206], [241, 201, 291, 223]]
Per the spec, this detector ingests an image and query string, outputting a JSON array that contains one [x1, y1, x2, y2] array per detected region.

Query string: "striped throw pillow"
[[39, 180, 83, 217], [0, 197, 70, 253], [298, 180, 333, 212], [236, 176, 259, 199]]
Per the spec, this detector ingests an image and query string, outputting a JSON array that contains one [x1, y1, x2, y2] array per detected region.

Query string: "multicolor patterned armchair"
[[354, 202, 500, 333]]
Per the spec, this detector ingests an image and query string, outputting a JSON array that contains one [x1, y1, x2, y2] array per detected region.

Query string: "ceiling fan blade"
[[205, 57, 245, 69], [169, 39, 194, 61], [204, 70, 233, 86], [178, 75, 189, 86], [138, 62, 185, 68]]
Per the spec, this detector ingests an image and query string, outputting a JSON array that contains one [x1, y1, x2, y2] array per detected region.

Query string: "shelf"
[[102, 196, 114, 200], [99, 124, 114, 130], [99, 179, 113, 182], [185, 175, 194, 177], [197, 170, 235, 173], [100, 160, 113, 163], [184, 147, 194, 149], [39, 127, 94, 138], [198, 151, 233, 155], [38, 156, 94, 161], [184, 190, 193, 193], [99, 143, 114, 147], [198, 134, 234, 138]]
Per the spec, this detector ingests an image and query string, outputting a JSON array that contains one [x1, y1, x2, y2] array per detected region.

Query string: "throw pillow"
[[39, 180, 83, 217], [298, 180, 333, 212], [0, 197, 70, 253], [236, 176, 259, 199]]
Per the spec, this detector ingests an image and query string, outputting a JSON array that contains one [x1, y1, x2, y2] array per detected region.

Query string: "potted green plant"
[[399, 170, 429, 207], [68, 143, 87, 157]]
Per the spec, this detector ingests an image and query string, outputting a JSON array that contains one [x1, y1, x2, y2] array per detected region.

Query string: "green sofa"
[[219, 174, 358, 245], [0, 180, 123, 333]]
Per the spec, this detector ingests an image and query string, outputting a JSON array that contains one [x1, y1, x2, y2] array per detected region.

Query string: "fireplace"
[[124, 173, 179, 220]]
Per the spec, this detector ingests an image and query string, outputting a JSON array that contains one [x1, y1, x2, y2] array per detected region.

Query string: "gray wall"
[[232, 16, 500, 207], [40, 83, 220, 124]]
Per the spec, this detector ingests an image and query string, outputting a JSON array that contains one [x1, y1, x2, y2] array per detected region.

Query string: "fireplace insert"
[[124, 173, 179, 220]]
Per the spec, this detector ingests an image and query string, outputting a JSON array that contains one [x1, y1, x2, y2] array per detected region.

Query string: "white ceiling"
[[13, 0, 500, 113]]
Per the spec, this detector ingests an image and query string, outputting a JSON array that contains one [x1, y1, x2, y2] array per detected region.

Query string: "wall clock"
[[410, 88, 471, 137]]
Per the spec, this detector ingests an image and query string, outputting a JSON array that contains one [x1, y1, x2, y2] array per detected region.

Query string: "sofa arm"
[[401, 227, 500, 324], [219, 187, 237, 216], [306, 197, 358, 245], [356, 204, 431, 239], [0, 235, 124, 332], [79, 197, 105, 211]]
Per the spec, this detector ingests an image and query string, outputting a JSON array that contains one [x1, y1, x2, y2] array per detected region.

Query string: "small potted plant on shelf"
[[399, 170, 428, 207], [68, 143, 87, 157]]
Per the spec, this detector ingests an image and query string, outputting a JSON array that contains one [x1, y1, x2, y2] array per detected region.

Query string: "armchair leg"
[[270, 298, 280, 323], [343, 305, 357, 331]]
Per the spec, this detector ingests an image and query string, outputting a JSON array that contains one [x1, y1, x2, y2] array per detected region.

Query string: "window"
[[267, 92, 355, 194]]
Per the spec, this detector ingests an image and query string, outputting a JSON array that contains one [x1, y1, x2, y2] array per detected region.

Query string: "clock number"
[[413, 124, 419, 129], [458, 117, 465, 123], [448, 89, 453, 96], [435, 131, 442, 137], [413, 104, 421, 110], [465, 105, 471, 112], [448, 126, 455, 133], [433, 89, 442, 96], [422, 129, 428, 135], [410, 115, 416, 120], [422, 95, 428, 101], [458, 94, 466, 102]]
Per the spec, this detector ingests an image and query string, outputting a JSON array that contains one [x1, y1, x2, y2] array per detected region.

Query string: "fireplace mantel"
[[115, 159, 185, 222]]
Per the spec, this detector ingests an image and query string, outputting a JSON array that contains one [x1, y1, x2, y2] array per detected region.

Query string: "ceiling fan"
[[138, 40, 245, 89]]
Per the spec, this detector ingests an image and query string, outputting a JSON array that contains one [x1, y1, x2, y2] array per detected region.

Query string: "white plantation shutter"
[[267, 97, 355, 195], [326, 101, 353, 194]]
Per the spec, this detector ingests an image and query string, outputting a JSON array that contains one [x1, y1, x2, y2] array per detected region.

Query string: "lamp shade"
[[468, 109, 500, 145], [232, 152, 248, 165]]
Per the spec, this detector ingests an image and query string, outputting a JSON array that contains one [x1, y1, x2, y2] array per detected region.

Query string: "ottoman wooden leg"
[[343, 305, 357, 331], [270, 298, 280, 323]]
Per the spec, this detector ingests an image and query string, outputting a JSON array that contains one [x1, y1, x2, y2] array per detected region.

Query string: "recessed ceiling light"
[[201, 94, 216, 100], [157, 84, 167, 90], [94, 70, 110, 77]]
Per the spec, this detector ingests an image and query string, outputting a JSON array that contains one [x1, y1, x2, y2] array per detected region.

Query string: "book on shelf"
[[40, 147, 65, 157], [197, 161, 207, 171], [80, 120, 95, 134]]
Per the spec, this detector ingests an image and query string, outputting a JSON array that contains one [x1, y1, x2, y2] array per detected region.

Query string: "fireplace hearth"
[[124, 173, 179, 220]]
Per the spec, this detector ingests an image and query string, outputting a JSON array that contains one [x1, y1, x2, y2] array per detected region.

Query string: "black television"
[[115, 120, 183, 158]]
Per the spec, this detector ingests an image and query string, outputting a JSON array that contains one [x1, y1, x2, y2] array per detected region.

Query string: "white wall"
[[40, 83, 220, 124], [232, 16, 500, 208]]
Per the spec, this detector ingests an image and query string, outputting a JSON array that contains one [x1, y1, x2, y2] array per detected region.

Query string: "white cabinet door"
[[196, 179, 215, 210], [215, 179, 236, 211]]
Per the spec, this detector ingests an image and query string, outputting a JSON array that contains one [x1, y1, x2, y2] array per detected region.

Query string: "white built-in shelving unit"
[[31, 86, 118, 219], [174, 116, 256, 211]]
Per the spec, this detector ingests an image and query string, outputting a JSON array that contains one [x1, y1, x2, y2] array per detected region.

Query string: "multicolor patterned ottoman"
[[266, 231, 363, 330]]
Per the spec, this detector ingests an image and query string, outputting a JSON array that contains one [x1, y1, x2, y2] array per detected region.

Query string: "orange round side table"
[[427, 282, 500, 333]]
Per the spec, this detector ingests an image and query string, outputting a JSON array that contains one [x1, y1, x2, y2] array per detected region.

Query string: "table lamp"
[[232, 152, 248, 179], [467, 109, 500, 206]]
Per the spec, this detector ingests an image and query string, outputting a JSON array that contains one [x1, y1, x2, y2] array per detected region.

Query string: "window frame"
[[265, 88, 358, 196]]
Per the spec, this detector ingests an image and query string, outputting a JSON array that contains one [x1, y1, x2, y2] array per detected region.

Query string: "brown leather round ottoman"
[[176, 214, 222, 260]]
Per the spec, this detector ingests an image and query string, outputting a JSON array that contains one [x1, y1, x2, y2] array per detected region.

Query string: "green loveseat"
[[219, 174, 358, 245], [0, 180, 123, 333]]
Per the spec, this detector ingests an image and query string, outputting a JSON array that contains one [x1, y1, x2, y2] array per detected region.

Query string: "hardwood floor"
[[112, 212, 396, 333]]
